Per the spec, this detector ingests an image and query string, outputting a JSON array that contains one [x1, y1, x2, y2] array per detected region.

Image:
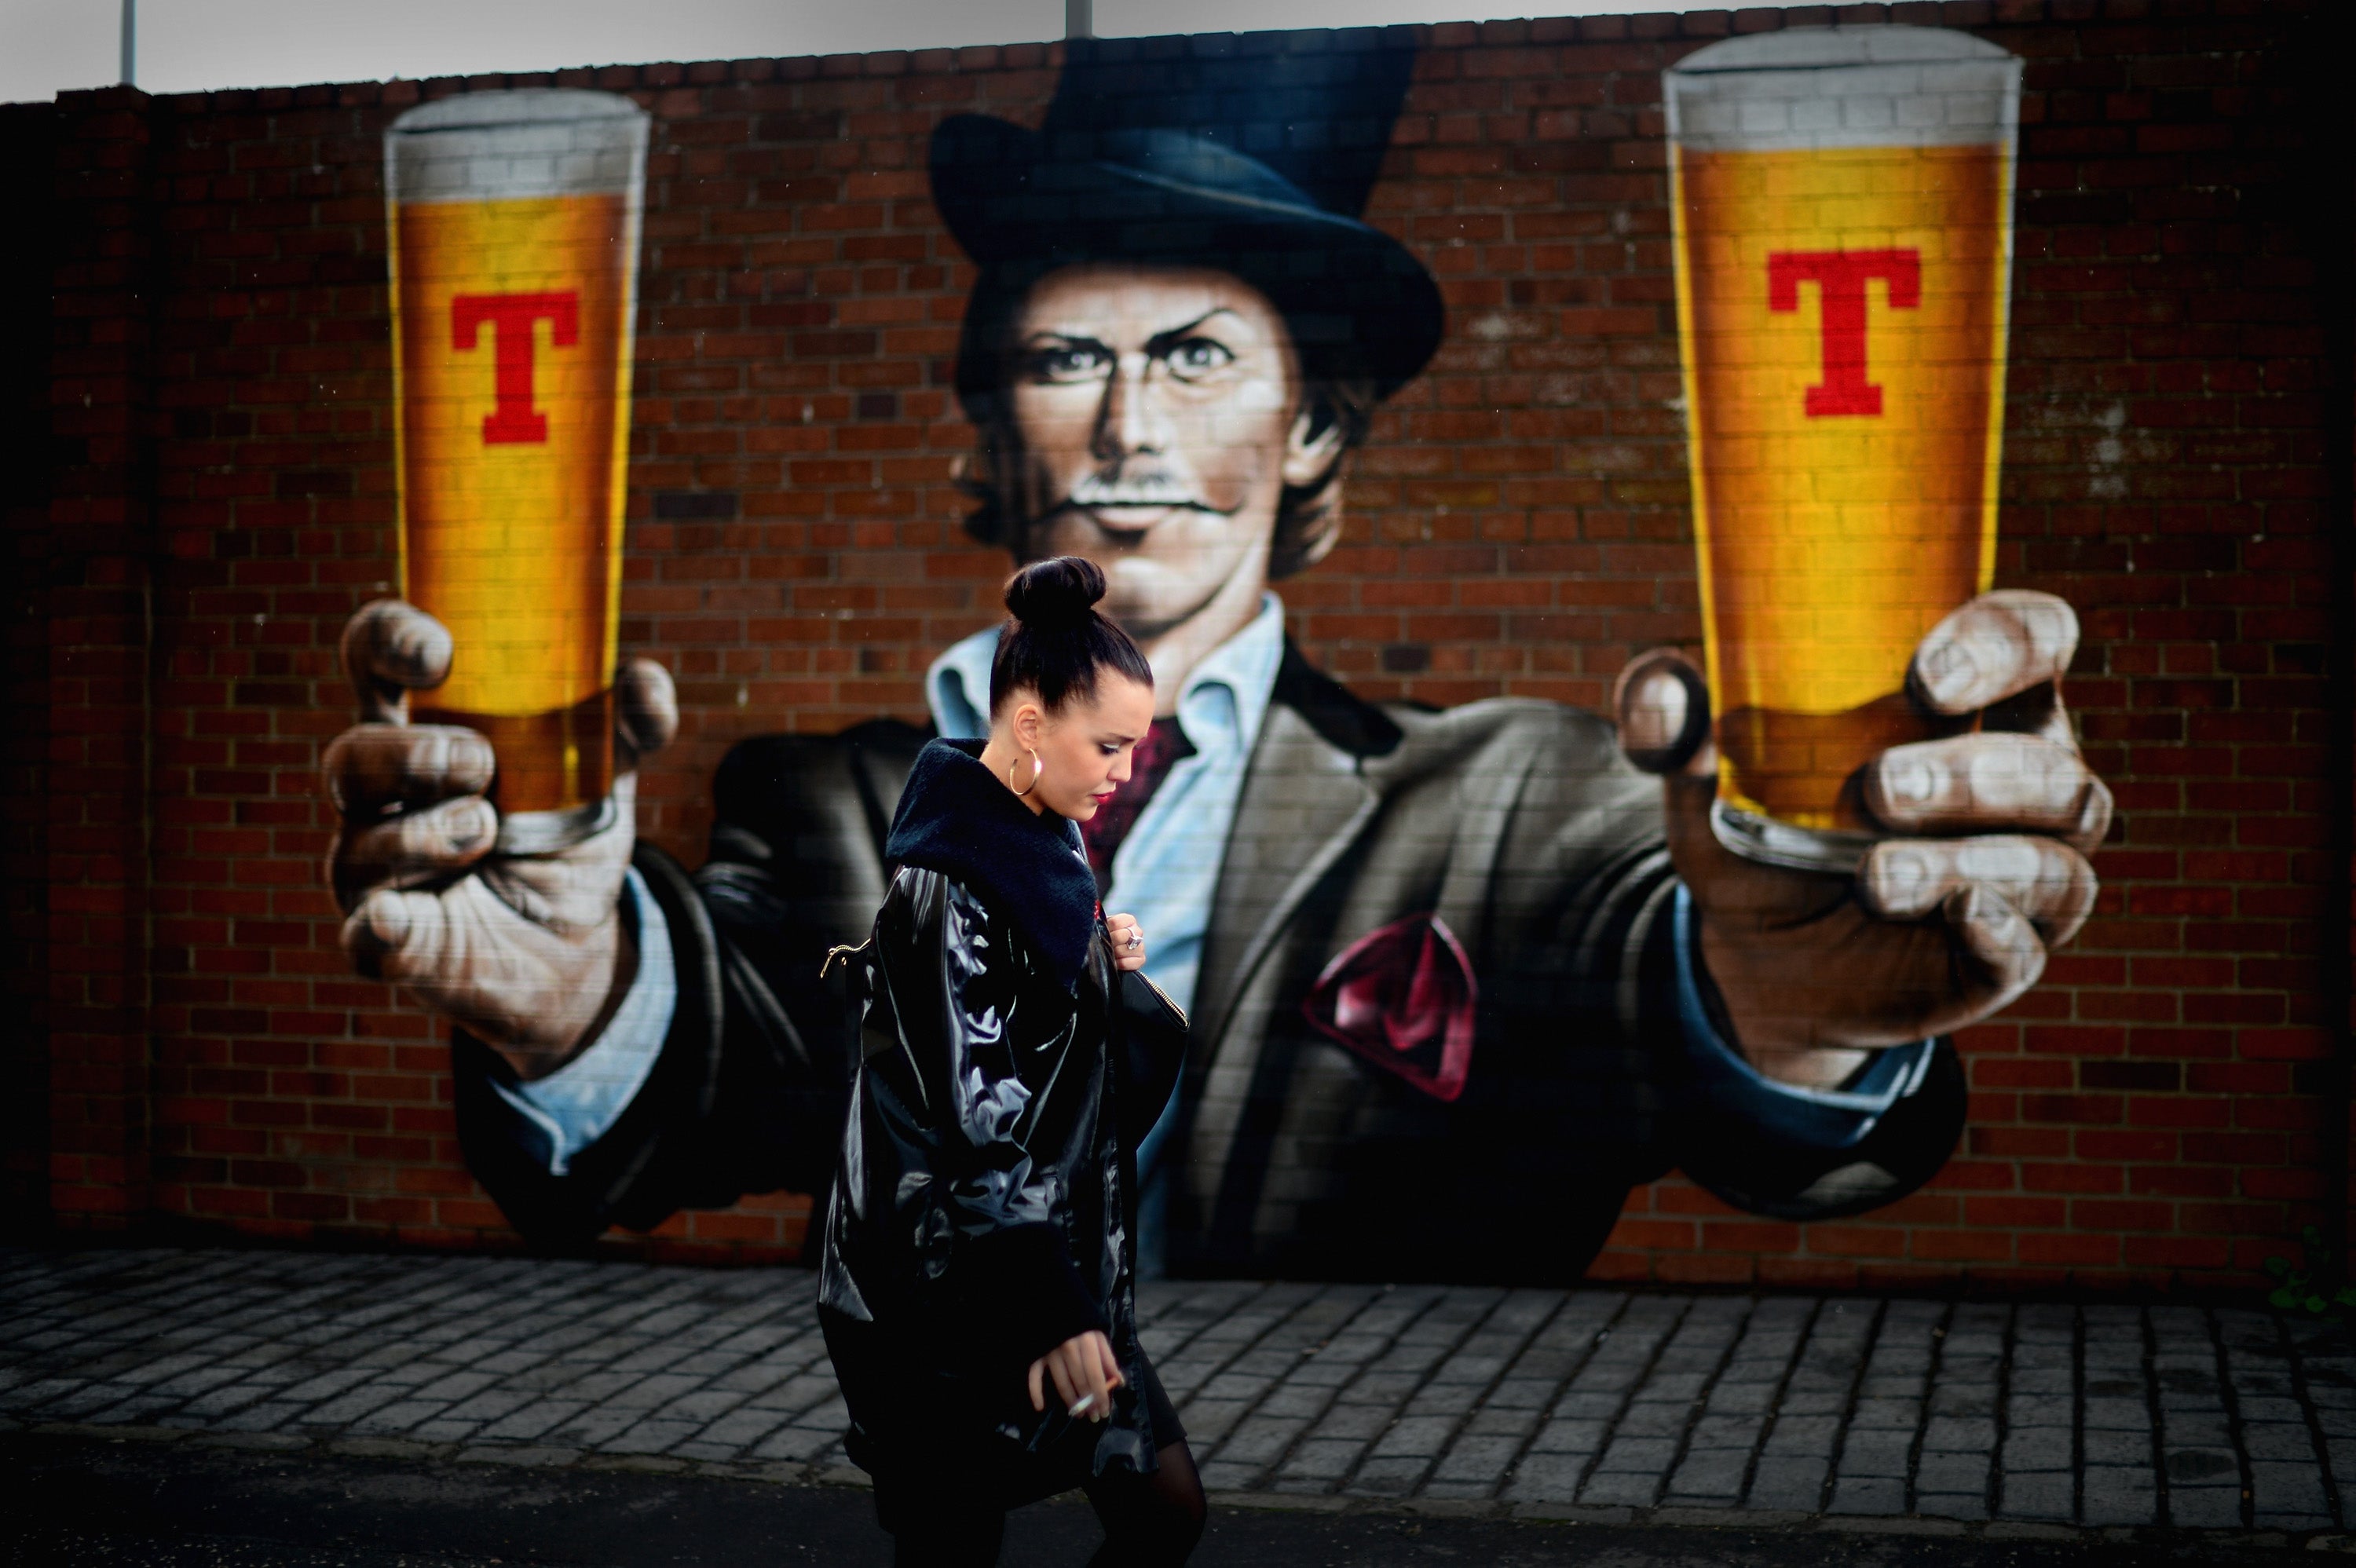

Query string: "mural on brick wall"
[[324, 24, 2119, 1283]]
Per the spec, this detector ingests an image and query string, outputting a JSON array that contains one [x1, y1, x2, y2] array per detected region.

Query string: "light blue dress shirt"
[[491, 865, 676, 1176]]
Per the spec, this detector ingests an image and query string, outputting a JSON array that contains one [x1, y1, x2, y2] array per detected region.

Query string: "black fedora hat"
[[931, 36, 1444, 400]]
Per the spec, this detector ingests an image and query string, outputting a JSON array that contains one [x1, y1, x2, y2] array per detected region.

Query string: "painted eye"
[[1030, 344, 1110, 382], [1164, 338, 1234, 381]]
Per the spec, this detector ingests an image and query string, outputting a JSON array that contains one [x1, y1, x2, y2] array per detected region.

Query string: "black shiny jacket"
[[818, 865, 1188, 1478]]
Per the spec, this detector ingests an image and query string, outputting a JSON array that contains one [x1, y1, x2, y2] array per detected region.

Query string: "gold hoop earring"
[[1008, 749, 1042, 797]]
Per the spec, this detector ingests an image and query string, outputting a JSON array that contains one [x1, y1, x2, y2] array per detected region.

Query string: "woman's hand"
[[1107, 912, 1147, 972], [1027, 1329, 1124, 1422]]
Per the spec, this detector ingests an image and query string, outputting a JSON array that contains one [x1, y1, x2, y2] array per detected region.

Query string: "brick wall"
[[5, 0, 2348, 1288], [0, 100, 60, 1223]]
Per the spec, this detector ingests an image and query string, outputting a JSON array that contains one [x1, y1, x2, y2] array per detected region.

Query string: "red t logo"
[[1765, 249, 1920, 418], [450, 291, 580, 444]]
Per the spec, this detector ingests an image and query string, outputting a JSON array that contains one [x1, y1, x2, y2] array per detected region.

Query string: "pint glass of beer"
[[385, 90, 648, 853], [1665, 27, 2021, 872]]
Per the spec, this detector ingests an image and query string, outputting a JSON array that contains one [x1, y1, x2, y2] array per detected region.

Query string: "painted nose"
[[1093, 352, 1170, 461]]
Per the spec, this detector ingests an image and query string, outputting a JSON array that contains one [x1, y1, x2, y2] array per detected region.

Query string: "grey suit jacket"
[[451, 645, 1952, 1279]]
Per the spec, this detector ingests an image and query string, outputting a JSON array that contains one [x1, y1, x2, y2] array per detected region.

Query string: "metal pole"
[[120, 0, 136, 86], [1065, 0, 1092, 40]]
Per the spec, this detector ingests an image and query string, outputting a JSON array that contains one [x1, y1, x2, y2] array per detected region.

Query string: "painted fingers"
[[1613, 647, 1714, 777], [616, 655, 678, 768], [1863, 732, 2112, 853], [1860, 834, 2098, 949], [342, 598, 452, 724], [1908, 590, 2078, 717], [331, 791, 499, 912], [327, 602, 492, 912]]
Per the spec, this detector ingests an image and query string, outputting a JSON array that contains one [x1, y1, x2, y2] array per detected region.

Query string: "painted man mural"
[[326, 43, 2109, 1281]]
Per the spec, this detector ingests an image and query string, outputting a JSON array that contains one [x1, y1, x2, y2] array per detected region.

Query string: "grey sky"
[[2, 1, 1667, 104]]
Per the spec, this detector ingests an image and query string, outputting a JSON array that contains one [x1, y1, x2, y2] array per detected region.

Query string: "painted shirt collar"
[[925, 591, 1287, 760]]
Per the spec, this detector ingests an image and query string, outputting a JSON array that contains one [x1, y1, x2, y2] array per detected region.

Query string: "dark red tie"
[[1080, 716, 1196, 890]]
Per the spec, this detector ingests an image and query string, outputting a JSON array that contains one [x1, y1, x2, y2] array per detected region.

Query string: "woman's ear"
[[1009, 700, 1044, 751], [1281, 397, 1350, 488]]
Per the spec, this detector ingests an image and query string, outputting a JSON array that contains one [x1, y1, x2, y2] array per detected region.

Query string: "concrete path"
[[5, 1246, 2354, 1552]]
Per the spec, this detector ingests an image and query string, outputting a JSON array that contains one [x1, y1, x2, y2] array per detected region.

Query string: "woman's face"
[[1001, 674, 1156, 822]]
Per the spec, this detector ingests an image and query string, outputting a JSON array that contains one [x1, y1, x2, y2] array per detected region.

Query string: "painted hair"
[[989, 556, 1154, 715]]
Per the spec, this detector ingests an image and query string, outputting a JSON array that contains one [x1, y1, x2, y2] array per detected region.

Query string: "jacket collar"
[[884, 738, 1099, 990], [1271, 639, 1403, 761]]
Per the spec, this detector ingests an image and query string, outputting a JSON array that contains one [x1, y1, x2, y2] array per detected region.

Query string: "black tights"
[[890, 1439, 1206, 1568]]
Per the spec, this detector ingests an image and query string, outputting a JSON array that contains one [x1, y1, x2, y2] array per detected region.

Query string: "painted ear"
[[1282, 398, 1350, 488]]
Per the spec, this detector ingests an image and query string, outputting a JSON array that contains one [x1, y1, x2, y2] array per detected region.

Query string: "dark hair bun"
[[988, 555, 1153, 718], [1004, 556, 1106, 630]]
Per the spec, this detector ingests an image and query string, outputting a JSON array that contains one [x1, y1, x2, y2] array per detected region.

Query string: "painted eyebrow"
[[1143, 307, 1242, 358], [1019, 306, 1244, 358]]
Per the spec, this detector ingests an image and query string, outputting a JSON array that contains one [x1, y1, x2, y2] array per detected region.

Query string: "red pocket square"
[[1300, 912, 1477, 1103]]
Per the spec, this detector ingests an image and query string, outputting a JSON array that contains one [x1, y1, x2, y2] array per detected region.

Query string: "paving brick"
[[1579, 1468, 1663, 1507], [2169, 1486, 2245, 1529], [1758, 1413, 1838, 1460], [2080, 1427, 2149, 1467], [1999, 1471, 2073, 1521], [1590, 1435, 1677, 1474], [1525, 1416, 1607, 1455], [1917, 1491, 1989, 1522], [1663, 1448, 1747, 1500], [692, 1407, 789, 1452], [1343, 1456, 1430, 1497], [2080, 1465, 2157, 1526], [2243, 1421, 2320, 1462], [1912, 1452, 1986, 1495], [1827, 1475, 1904, 1515], [2003, 1426, 2072, 1471], [1363, 1414, 1452, 1461], [1275, 1436, 1363, 1482], [477, 1402, 587, 1442], [1838, 1429, 1913, 1478], [1743, 1455, 1829, 1512], [747, 1424, 840, 1462]]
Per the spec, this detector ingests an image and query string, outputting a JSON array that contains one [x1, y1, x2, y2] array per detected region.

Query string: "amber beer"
[[1666, 28, 2022, 871], [385, 91, 648, 852]]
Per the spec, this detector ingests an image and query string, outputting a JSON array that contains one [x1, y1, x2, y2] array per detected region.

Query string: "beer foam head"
[[386, 89, 649, 205], [1665, 25, 2021, 153]]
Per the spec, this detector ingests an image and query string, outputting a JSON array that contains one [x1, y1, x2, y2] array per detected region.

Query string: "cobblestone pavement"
[[5, 1246, 2354, 1549]]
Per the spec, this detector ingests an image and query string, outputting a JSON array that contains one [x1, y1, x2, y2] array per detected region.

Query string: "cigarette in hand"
[[1067, 1394, 1096, 1416]]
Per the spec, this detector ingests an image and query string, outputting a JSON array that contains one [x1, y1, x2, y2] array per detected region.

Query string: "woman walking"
[[818, 557, 1206, 1566]]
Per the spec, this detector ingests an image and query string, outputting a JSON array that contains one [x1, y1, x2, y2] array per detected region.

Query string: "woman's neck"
[[975, 733, 1049, 816]]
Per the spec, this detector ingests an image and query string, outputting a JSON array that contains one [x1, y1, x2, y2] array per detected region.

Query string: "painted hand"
[[321, 599, 678, 1080], [1616, 590, 2107, 1089]]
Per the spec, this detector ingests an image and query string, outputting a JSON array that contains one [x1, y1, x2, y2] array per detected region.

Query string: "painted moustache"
[[1057, 470, 1238, 516]]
